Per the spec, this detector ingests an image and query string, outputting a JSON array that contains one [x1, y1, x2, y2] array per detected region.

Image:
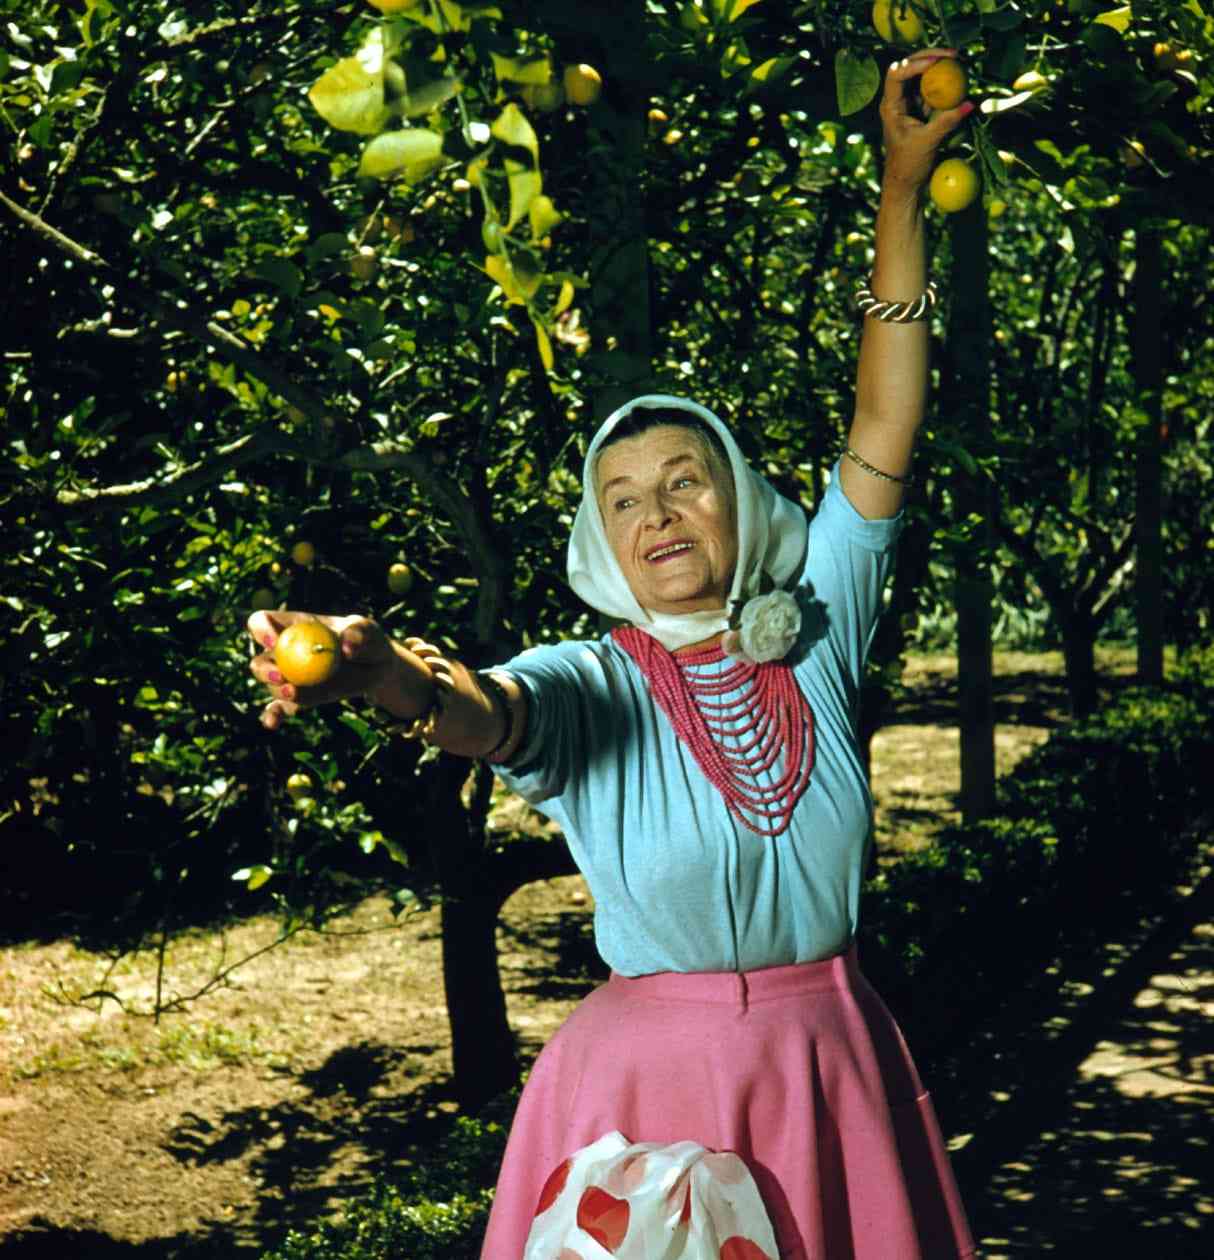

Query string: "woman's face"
[[595, 425, 738, 615]]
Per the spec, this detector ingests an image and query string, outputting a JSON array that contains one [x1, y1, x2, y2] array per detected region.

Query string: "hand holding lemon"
[[877, 50, 975, 207], [246, 610, 429, 731]]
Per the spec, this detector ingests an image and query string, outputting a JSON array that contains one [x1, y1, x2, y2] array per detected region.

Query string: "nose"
[[641, 491, 678, 529]]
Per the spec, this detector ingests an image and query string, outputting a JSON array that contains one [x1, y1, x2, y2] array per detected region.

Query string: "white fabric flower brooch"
[[721, 589, 802, 664]]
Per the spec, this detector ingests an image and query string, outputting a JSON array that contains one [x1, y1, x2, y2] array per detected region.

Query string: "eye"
[[671, 476, 696, 490], [613, 496, 636, 512]]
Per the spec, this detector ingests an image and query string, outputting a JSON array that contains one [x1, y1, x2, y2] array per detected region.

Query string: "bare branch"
[[55, 426, 292, 510], [0, 187, 337, 425]]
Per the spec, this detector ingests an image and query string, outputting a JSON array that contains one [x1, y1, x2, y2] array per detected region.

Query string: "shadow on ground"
[[942, 870, 1214, 1259], [497, 907, 608, 1002], [3, 669, 1204, 1260], [1, 1054, 482, 1260]]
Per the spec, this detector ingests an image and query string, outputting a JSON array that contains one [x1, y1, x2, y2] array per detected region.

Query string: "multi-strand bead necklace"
[[612, 626, 815, 838]]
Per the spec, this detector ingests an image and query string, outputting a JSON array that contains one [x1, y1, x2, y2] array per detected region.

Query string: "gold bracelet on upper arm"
[[844, 446, 913, 486]]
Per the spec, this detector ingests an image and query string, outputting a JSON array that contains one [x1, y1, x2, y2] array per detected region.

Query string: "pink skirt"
[[480, 948, 976, 1260]]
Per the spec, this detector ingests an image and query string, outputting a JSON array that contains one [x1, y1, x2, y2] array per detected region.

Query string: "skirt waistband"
[[607, 944, 859, 1006]]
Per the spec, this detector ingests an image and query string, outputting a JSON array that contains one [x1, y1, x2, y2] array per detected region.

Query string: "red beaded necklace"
[[612, 625, 815, 838]]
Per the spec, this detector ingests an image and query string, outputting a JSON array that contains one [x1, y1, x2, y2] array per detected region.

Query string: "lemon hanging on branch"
[[929, 157, 981, 213], [873, 0, 925, 45], [563, 63, 602, 106], [275, 621, 341, 687]]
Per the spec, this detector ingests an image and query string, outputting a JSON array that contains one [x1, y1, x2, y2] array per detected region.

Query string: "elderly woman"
[[249, 53, 976, 1260]]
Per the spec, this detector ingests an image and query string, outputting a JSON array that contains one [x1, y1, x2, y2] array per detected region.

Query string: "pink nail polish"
[[263, 635, 277, 649], [268, 670, 284, 684]]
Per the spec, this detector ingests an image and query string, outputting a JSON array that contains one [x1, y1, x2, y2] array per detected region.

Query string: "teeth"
[[649, 543, 694, 561]]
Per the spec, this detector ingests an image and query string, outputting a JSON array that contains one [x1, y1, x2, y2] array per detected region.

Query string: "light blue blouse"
[[493, 467, 902, 976]]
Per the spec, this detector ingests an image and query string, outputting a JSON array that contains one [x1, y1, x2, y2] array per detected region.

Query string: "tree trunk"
[[570, 0, 655, 414], [1132, 226, 1165, 684], [440, 889, 519, 1111], [948, 201, 996, 823], [1059, 611, 1099, 718]]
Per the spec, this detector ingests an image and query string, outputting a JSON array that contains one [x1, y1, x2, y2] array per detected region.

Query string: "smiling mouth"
[[646, 542, 695, 563]]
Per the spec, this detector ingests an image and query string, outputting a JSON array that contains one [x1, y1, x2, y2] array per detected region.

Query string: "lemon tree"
[[305, 2, 588, 373], [2, 0, 1212, 1112]]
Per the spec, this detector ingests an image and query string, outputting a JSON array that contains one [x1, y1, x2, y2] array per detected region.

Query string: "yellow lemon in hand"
[[920, 60, 967, 111], [275, 621, 340, 687], [929, 158, 981, 213]]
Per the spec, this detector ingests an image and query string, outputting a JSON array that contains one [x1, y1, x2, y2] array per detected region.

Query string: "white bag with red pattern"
[[524, 1131, 778, 1260]]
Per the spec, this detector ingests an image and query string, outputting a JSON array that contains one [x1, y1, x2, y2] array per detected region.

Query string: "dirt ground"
[[0, 651, 1133, 1258]]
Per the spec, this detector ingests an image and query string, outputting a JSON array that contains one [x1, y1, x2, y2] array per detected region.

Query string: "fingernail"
[[262, 635, 276, 649], [960, 101, 976, 116], [281, 685, 295, 701], [268, 670, 283, 684]]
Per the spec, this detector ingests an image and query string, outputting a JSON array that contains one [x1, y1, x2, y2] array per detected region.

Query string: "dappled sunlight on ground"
[[967, 918, 1214, 1257]]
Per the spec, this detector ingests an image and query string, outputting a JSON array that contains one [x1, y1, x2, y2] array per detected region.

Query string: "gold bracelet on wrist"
[[477, 671, 517, 763]]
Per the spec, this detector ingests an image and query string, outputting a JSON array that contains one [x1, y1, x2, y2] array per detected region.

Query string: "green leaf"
[[232, 864, 273, 890], [972, 122, 1010, 190], [1092, 4, 1132, 31], [489, 53, 552, 85], [1082, 23, 1124, 55], [982, 7, 1027, 30], [305, 232, 349, 264], [252, 257, 303, 299], [28, 115, 53, 147], [398, 74, 463, 118], [835, 50, 880, 117], [308, 45, 390, 135], [749, 55, 794, 88], [490, 102, 539, 162], [984, 32, 1027, 82], [50, 61, 85, 95], [504, 157, 542, 230], [358, 128, 445, 181]]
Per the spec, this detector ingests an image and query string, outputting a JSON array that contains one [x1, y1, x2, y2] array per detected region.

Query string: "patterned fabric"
[[524, 1131, 779, 1260]]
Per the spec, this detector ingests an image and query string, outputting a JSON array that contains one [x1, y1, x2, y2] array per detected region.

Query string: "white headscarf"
[[567, 394, 808, 654]]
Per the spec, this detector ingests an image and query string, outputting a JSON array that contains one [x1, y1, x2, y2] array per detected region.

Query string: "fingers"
[[260, 698, 300, 731], [923, 99, 976, 141], [403, 636, 456, 690], [246, 608, 287, 652], [881, 48, 957, 105]]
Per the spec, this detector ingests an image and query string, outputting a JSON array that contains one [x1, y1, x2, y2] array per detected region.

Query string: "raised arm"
[[843, 51, 974, 520], [247, 610, 527, 762]]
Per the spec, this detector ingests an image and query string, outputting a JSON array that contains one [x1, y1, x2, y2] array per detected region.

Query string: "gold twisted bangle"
[[855, 278, 938, 323], [845, 446, 913, 486]]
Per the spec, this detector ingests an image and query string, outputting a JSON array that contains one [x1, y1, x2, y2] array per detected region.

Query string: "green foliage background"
[[2, 0, 1212, 1050]]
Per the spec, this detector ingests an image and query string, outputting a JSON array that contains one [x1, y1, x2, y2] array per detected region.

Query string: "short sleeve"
[[799, 459, 903, 687], [488, 640, 606, 806]]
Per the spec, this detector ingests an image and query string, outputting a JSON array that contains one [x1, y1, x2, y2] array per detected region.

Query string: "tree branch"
[[1, 187, 334, 424]]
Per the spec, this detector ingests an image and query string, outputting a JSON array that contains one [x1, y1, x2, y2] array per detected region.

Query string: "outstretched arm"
[[247, 611, 528, 763], [843, 51, 974, 520]]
